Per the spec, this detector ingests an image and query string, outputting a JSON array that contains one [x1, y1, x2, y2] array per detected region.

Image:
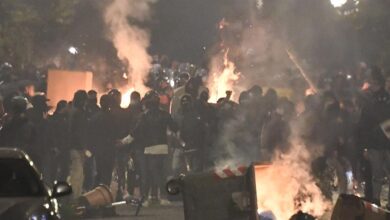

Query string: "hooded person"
[[156, 77, 174, 112], [109, 89, 133, 199], [68, 90, 89, 198], [357, 67, 390, 206], [85, 90, 100, 120], [125, 91, 144, 196], [46, 100, 69, 182], [0, 96, 34, 151], [120, 90, 178, 206], [26, 95, 51, 172], [88, 94, 116, 186], [170, 77, 204, 120], [178, 94, 206, 172]]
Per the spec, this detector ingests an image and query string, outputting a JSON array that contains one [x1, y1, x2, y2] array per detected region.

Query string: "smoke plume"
[[255, 121, 330, 219], [104, 0, 156, 94]]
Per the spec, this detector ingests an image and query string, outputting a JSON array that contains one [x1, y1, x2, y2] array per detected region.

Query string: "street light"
[[68, 46, 78, 55], [330, 0, 347, 8]]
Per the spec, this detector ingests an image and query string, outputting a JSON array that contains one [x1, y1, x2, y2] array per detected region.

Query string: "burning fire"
[[255, 141, 331, 219], [120, 88, 135, 108], [208, 49, 240, 103]]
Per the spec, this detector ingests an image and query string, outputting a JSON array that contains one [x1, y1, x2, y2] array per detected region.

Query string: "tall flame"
[[255, 141, 331, 219], [208, 50, 240, 103], [120, 88, 135, 108]]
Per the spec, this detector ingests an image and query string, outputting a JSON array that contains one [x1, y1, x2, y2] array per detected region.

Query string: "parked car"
[[0, 148, 72, 219]]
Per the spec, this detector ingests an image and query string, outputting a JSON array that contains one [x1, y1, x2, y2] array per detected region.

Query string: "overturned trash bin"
[[82, 185, 113, 208], [331, 194, 390, 220], [168, 163, 322, 220], [167, 166, 252, 220]]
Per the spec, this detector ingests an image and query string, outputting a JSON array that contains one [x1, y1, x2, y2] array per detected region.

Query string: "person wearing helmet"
[[120, 90, 178, 206], [156, 77, 174, 112], [0, 96, 34, 152], [177, 94, 205, 172]]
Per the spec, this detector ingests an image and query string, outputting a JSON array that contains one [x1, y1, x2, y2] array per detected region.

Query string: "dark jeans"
[[95, 152, 115, 187], [141, 154, 167, 199], [127, 150, 143, 194], [117, 148, 129, 198], [83, 156, 96, 191]]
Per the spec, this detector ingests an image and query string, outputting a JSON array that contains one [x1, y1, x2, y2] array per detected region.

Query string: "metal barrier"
[[331, 194, 390, 220], [167, 166, 253, 220], [167, 164, 316, 220]]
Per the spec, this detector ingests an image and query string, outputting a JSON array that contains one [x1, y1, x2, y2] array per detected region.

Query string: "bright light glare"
[[68, 46, 78, 55], [330, 0, 347, 7], [169, 79, 175, 88]]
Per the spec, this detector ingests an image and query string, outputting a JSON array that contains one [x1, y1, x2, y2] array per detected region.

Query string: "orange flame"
[[120, 88, 135, 108], [208, 50, 240, 103], [255, 142, 331, 219]]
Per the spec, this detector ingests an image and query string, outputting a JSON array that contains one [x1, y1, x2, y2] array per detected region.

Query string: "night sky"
[[150, 0, 224, 64]]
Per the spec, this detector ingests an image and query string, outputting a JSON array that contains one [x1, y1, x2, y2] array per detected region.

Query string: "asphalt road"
[[83, 203, 184, 220]]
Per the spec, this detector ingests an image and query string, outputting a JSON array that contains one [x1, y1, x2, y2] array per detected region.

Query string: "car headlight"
[[29, 213, 48, 220]]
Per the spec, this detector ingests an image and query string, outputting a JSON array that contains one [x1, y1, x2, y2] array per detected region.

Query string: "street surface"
[[84, 203, 184, 220]]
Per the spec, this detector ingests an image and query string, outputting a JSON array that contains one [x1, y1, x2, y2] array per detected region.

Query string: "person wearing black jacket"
[[121, 91, 177, 206], [178, 94, 205, 172], [26, 95, 50, 177], [68, 90, 89, 198], [89, 95, 116, 186], [0, 96, 34, 151], [46, 100, 69, 182], [126, 91, 144, 198], [358, 71, 390, 206]]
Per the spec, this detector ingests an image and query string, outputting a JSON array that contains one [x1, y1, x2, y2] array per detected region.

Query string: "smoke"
[[104, 0, 157, 94], [256, 118, 330, 219]]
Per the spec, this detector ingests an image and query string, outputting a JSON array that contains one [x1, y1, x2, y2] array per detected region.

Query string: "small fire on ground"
[[254, 143, 331, 219]]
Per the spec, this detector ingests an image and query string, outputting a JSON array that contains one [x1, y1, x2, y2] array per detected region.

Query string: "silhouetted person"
[[68, 90, 88, 198], [126, 91, 144, 196], [46, 100, 69, 181], [26, 95, 50, 170], [109, 89, 130, 199], [121, 91, 178, 206], [0, 96, 34, 151], [358, 69, 390, 206], [86, 90, 100, 120], [89, 95, 116, 186], [178, 95, 205, 172]]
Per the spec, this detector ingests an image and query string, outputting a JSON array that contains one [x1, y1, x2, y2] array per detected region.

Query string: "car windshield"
[[0, 159, 45, 197]]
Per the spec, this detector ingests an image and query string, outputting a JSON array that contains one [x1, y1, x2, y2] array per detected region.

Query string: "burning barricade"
[[167, 163, 328, 220]]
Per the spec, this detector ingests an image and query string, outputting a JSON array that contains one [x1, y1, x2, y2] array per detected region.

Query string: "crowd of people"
[[0, 61, 390, 209]]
